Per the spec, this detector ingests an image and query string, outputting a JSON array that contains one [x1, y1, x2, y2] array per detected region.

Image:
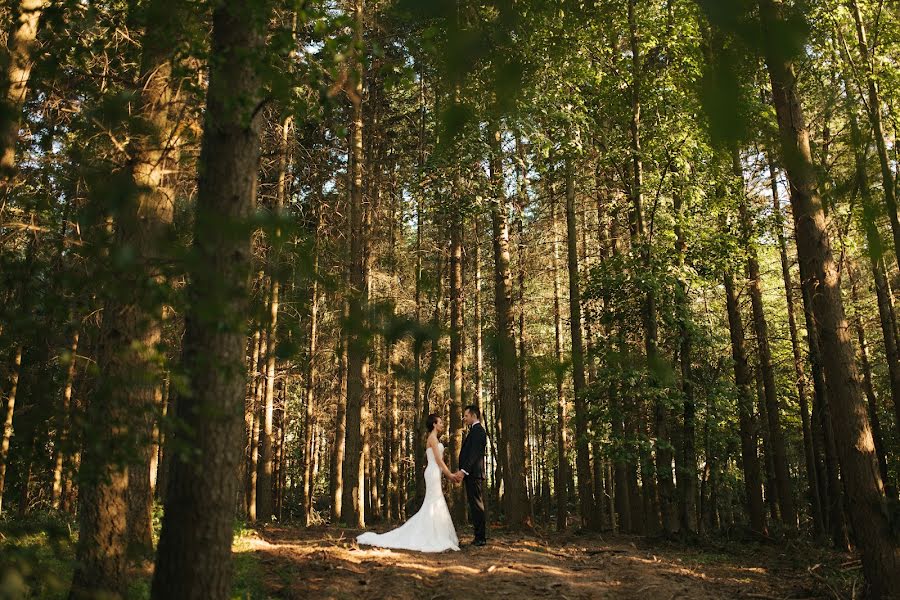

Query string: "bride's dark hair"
[[426, 413, 440, 432]]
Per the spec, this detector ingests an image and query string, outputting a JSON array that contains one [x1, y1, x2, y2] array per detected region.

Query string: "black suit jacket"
[[458, 422, 487, 479]]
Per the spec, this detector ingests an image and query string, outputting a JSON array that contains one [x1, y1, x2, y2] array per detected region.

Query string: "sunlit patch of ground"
[[240, 525, 853, 599]]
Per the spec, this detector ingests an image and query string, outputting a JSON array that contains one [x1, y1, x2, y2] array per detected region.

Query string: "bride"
[[357, 413, 460, 552]]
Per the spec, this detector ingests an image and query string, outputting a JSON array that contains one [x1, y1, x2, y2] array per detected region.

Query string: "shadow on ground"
[[236, 525, 854, 599]]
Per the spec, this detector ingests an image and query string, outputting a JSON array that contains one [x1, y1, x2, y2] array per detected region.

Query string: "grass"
[[0, 512, 268, 599]]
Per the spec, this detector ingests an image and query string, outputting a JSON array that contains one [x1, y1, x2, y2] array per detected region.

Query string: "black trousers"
[[464, 476, 486, 541]]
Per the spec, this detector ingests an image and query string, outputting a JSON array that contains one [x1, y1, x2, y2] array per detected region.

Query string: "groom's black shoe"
[[472, 539, 487, 547]]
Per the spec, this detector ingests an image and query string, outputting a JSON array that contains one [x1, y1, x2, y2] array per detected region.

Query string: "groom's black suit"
[[458, 422, 487, 543]]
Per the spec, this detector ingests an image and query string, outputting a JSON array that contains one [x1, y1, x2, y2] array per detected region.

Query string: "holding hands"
[[450, 471, 465, 483]]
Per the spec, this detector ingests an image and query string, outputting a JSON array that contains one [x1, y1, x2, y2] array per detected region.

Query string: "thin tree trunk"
[[51, 329, 79, 509], [767, 158, 823, 536], [474, 215, 484, 408], [0, 344, 23, 515], [563, 158, 595, 528], [733, 149, 795, 528], [249, 328, 265, 522], [257, 115, 291, 522], [331, 299, 348, 521], [449, 203, 464, 513], [723, 271, 767, 535], [515, 136, 533, 519], [150, 1, 269, 596], [489, 127, 530, 529], [847, 0, 900, 277], [849, 264, 893, 495], [627, 0, 671, 534], [844, 76, 900, 442], [412, 68, 427, 506], [341, 0, 368, 528], [0, 0, 44, 190], [302, 194, 321, 526], [759, 0, 899, 590], [550, 179, 568, 531], [673, 187, 698, 534], [755, 368, 780, 523]]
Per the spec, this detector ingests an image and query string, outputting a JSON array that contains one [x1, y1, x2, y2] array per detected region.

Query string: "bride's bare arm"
[[428, 436, 454, 478]]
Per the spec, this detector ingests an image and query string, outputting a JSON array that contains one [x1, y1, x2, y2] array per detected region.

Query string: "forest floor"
[[0, 514, 862, 599], [240, 524, 862, 600]]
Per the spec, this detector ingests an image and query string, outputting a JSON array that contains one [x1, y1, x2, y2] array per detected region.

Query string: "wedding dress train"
[[356, 442, 459, 552]]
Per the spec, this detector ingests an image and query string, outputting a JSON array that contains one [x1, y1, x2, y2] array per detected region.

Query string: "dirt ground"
[[241, 524, 858, 600]]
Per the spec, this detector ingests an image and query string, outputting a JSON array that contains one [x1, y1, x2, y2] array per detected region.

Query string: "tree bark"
[[489, 127, 530, 529], [767, 158, 823, 536], [723, 271, 767, 535], [331, 298, 348, 521], [0, 0, 44, 189], [257, 115, 291, 522], [51, 329, 79, 509], [341, 0, 368, 528], [71, 0, 181, 589], [847, 0, 900, 277], [849, 264, 893, 496], [150, 0, 269, 596], [733, 148, 795, 529], [802, 276, 849, 548], [0, 344, 23, 515], [673, 187, 698, 534], [759, 0, 899, 591], [844, 77, 900, 442], [449, 203, 464, 485], [550, 177, 569, 531], [301, 194, 321, 525], [563, 158, 595, 529]]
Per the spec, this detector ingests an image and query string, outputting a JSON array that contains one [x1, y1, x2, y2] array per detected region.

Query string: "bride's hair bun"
[[426, 413, 440, 432]]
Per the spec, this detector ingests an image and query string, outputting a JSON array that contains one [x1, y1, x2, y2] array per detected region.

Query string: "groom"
[[454, 404, 487, 546]]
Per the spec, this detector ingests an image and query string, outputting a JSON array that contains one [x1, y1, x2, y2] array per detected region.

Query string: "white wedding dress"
[[357, 442, 459, 552]]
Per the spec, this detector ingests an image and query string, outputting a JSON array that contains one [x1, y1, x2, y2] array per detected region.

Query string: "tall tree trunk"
[[803, 277, 849, 548], [250, 328, 266, 522], [550, 178, 568, 531], [849, 264, 893, 495], [723, 271, 767, 535], [0, 0, 44, 190], [331, 298, 348, 521], [341, 0, 368, 528], [844, 78, 900, 441], [755, 368, 780, 522], [301, 196, 321, 525], [150, 1, 269, 596], [768, 158, 823, 536], [51, 329, 79, 509], [563, 158, 595, 529], [515, 136, 533, 518], [627, 0, 671, 534], [0, 232, 35, 516], [0, 344, 23, 515], [71, 0, 181, 590], [242, 328, 260, 518], [673, 187, 698, 535], [489, 127, 530, 529], [257, 115, 291, 522], [473, 214, 484, 409], [847, 0, 900, 276], [759, 0, 899, 591], [412, 68, 427, 506], [733, 148, 795, 529], [449, 205, 464, 489]]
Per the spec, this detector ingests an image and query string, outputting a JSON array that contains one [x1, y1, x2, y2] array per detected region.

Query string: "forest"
[[0, 0, 899, 598]]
